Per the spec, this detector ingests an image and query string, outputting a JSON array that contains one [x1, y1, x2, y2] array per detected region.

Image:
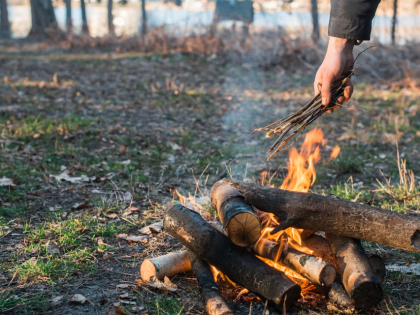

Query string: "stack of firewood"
[[140, 179, 420, 314]]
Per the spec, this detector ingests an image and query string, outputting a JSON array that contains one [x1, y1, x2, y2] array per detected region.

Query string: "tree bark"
[[188, 250, 234, 315], [164, 204, 301, 310], [65, 0, 72, 34], [391, 0, 398, 44], [310, 0, 319, 42], [224, 180, 420, 253], [28, 0, 59, 38], [80, 0, 89, 35], [251, 237, 336, 287], [211, 181, 261, 246], [140, 251, 191, 281], [326, 234, 383, 309], [0, 0, 10, 38], [108, 0, 115, 35], [141, 0, 147, 35]]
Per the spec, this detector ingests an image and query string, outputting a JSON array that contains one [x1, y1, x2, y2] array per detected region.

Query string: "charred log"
[[326, 234, 383, 309], [188, 250, 234, 315], [211, 181, 261, 246], [224, 179, 420, 253], [164, 204, 301, 309], [251, 237, 336, 287]]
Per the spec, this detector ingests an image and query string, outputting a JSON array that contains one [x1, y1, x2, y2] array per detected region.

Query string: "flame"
[[330, 145, 341, 160], [257, 255, 306, 280], [280, 128, 323, 193]]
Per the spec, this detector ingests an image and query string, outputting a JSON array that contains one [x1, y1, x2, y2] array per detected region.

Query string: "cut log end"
[[227, 212, 261, 247], [281, 285, 302, 309], [368, 254, 386, 284], [140, 259, 157, 281], [350, 281, 383, 309], [412, 229, 420, 249], [319, 264, 337, 287]]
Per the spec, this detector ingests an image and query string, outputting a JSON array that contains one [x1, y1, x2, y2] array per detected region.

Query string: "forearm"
[[328, 0, 381, 41]]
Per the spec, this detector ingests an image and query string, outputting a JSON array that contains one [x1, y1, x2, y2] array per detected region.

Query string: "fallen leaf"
[[105, 213, 118, 220], [139, 221, 164, 235], [70, 294, 87, 304], [115, 306, 126, 315], [46, 240, 60, 255], [0, 177, 16, 187], [116, 284, 135, 289], [118, 293, 129, 299], [136, 277, 177, 292], [126, 235, 148, 243], [72, 200, 90, 210], [50, 170, 90, 184]]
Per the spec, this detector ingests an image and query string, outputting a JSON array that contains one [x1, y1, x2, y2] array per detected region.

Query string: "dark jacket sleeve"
[[328, 0, 381, 41]]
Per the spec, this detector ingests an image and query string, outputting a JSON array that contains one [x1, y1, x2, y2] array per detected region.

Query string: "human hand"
[[314, 37, 355, 113]]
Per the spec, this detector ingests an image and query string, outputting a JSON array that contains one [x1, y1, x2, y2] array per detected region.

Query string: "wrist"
[[328, 37, 355, 53]]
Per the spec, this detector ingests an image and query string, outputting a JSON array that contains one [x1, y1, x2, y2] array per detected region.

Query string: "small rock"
[[70, 294, 87, 304], [46, 241, 60, 255], [51, 295, 64, 306], [45, 231, 54, 239]]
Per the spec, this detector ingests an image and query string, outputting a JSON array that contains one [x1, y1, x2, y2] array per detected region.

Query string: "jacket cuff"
[[328, 17, 372, 41]]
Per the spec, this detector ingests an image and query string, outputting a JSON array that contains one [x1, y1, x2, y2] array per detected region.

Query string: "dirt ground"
[[1, 38, 420, 314]]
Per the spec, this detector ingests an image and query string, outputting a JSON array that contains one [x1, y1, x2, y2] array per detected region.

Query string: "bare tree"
[[65, 0, 72, 34], [391, 0, 398, 44], [80, 0, 89, 35], [141, 0, 147, 35], [28, 0, 60, 38], [310, 0, 319, 42], [108, 0, 115, 35], [0, 0, 11, 38]]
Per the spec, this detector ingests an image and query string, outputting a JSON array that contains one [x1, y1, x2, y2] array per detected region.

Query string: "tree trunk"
[[326, 234, 383, 309], [391, 0, 398, 44], [141, 0, 147, 35], [188, 250, 234, 315], [80, 0, 89, 35], [0, 0, 11, 38], [163, 204, 301, 310], [211, 181, 261, 246], [28, 0, 59, 38], [108, 0, 114, 35], [224, 180, 420, 253], [310, 0, 319, 42], [65, 0, 72, 34]]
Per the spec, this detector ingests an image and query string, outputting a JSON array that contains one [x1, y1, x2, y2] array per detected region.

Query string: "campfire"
[[139, 128, 420, 314]]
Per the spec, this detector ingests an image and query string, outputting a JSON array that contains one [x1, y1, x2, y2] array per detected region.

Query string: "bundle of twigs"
[[255, 66, 360, 161]]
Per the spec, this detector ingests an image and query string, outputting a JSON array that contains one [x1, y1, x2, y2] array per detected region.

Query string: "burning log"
[[164, 204, 301, 309], [326, 234, 383, 309], [224, 179, 420, 253], [251, 237, 336, 287], [211, 181, 261, 246], [188, 250, 234, 315], [140, 251, 192, 281]]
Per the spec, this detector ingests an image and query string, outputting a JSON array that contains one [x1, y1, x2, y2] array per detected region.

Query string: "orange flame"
[[280, 128, 323, 193], [330, 145, 341, 160]]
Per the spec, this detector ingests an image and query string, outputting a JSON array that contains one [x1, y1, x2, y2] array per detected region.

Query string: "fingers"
[[343, 78, 353, 102], [314, 71, 322, 96], [320, 73, 334, 106]]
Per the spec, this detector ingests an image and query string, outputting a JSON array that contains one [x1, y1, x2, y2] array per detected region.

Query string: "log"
[[224, 179, 420, 253], [188, 250, 234, 315], [251, 237, 336, 287], [326, 234, 383, 309], [328, 280, 355, 310], [141, 251, 192, 281], [164, 204, 301, 309], [211, 180, 261, 246]]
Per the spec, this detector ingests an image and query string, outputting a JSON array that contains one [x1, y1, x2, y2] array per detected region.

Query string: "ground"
[[0, 38, 420, 315]]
